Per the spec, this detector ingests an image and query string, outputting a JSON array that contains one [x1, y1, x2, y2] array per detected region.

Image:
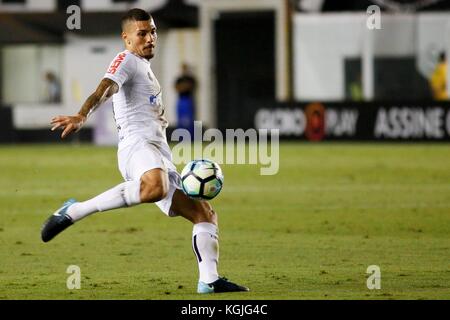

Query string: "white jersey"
[[104, 50, 168, 149]]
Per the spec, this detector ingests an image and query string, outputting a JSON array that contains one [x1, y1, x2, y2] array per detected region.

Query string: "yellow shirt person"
[[430, 54, 448, 101]]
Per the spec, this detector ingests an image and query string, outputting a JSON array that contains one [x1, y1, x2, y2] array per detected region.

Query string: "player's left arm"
[[51, 78, 119, 139]]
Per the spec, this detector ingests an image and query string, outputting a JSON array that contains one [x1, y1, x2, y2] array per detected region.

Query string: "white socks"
[[66, 180, 141, 222], [192, 222, 220, 284], [65, 183, 220, 285]]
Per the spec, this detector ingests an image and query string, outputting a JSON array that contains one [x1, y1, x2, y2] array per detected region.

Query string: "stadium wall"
[[253, 101, 450, 142], [293, 13, 450, 101], [4, 29, 201, 145], [5, 100, 450, 143]]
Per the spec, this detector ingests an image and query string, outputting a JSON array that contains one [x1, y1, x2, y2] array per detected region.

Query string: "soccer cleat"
[[197, 277, 249, 294], [41, 199, 76, 242]]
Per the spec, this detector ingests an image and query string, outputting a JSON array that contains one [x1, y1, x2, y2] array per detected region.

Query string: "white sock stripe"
[[120, 188, 128, 207], [192, 234, 202, 263]]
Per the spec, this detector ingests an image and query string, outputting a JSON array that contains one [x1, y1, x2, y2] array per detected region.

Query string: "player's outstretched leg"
[[41, 169, 166, 242], [170, 190, 249, 294], [40, 180, 141, 242]]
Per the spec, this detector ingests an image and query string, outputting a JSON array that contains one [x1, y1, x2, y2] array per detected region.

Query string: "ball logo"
[[305, 103, 325, 141]]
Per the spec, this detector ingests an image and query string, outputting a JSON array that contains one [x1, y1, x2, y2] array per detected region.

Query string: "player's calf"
[[170, 190, 217, 224]]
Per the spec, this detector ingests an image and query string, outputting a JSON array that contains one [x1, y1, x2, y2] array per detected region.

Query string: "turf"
[[0, 143, 449, 300]]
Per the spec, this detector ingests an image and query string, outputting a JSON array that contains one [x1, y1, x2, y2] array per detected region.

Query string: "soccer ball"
[[180, 159, 224, 200]]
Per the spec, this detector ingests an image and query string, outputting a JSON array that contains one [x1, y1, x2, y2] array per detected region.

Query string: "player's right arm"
[[52, 51, 134, 139], [50, 78, 119, 139]]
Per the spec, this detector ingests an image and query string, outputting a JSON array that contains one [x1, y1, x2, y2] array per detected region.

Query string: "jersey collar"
[[126, 50, 151, 65]]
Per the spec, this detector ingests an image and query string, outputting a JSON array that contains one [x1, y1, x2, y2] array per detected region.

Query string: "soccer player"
[[41, 8, 248, 294]]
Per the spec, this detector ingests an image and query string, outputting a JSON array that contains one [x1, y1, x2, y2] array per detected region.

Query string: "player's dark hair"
[[121, 8, 152, 30]]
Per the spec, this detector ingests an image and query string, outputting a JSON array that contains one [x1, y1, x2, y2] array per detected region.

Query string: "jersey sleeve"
[[104, 51, 136, 88]]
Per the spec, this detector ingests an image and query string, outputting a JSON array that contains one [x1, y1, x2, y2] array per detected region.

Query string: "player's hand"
[[50, 114, 86, 139]]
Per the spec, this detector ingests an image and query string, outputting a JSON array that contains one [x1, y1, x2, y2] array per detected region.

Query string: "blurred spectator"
[[429, 52, 448, 101], [174, 63, 196, 136], [44, 71, 61, 103], [349, 72, 363, 101]]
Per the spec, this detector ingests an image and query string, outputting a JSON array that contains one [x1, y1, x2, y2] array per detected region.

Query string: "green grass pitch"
[[0, 143, 449, 299]]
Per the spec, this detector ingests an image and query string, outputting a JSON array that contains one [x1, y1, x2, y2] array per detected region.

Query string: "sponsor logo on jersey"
[[149, 94, 160, 106], [107, 52, 126, 74], [149, 88, 162, 107], [150, 92, 165, 116]]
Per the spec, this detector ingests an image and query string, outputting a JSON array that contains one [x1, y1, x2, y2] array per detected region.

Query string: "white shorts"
[[117, 137, 182, 217]]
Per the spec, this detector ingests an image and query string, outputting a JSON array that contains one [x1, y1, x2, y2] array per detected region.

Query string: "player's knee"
[[140, 181, 168, 203], [208, 209, 218, 225], [151, 184, 168, 202]]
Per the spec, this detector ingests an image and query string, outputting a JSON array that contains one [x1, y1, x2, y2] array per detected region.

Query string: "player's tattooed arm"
[[50, 78, 119, 139], [78, 78, 119, 119]]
